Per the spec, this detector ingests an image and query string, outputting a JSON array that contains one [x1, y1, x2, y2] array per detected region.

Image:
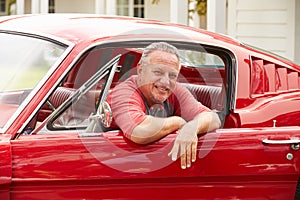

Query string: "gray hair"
[[139, 42, 180, 66]]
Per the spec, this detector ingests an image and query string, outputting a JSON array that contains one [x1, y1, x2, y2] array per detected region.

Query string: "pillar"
[[170, 0, 188, 25], [16, 0, 25, 15], [31, 0, 40, 13], [40, 0, 49, 13], [106, 0, 116, 15], [207, 0, 226, 34]]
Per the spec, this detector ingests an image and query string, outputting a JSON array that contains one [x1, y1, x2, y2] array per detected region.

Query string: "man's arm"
[[192, 111, 221, 134], [131, 115, 186, 144]]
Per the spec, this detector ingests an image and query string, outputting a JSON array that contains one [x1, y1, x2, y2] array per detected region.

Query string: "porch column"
[[40, 0, 49, 14], [16, 0, 25, 15], [207, 0, 226, 34], [31, 0, 40, 14], [170, 0, 188, 25], [95, 0, 105, 14], [106, 0, 116, 15]]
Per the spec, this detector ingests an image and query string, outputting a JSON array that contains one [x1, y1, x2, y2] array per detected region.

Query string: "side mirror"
[[86, 101, 112, 132], [99, 101, 112, 128]]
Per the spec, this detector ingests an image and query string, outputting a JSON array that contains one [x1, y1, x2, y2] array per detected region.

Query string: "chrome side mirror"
[[86, 101, 112, 132], [98, 101, 112, 128]]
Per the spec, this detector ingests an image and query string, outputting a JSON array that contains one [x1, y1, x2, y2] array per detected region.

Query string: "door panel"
[[0, 134, 12, 200], [11, 127, 300, 199]]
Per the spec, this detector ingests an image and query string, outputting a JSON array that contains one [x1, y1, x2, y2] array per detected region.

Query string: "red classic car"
[[0, 14, 300, 199]]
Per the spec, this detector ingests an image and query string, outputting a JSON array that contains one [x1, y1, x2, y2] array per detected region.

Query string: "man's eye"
[[153, 71, 163, 75], [169, 74, 177, 79]]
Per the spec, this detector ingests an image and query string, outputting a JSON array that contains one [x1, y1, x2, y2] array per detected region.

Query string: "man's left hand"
[[168, 126, 198, 169]]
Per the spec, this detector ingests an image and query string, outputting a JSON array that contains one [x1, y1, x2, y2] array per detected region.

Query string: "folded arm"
[[131, 115, 186, 144]]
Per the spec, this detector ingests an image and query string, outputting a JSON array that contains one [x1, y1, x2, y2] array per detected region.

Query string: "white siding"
[[55, 0, 95, 13], [145, 0, 187, 25], [145, 0, 170, 22], [228, 0, 295, 61]]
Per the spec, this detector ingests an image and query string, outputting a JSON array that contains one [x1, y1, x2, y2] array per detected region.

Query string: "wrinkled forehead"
[[147, 50, 180, 67]]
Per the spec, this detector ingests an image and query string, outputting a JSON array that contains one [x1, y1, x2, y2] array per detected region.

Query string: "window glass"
[[179, 50, 224, 67], [0, 33, 66, 128], [117, 0, 129, 16], [117, 0, 144, 18], [0, 34, 65, 91], [133, 0, 144, 18], [49, 0, 55, 13], [0, 0, 5, 12]]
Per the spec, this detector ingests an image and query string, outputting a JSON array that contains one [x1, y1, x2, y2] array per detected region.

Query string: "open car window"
[[25, 41, 232, 135], [33, 54, 121, 134]]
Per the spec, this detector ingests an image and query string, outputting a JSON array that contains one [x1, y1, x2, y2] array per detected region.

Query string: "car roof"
[[2, 14, 298, 68], [0, 14, 240, 46]]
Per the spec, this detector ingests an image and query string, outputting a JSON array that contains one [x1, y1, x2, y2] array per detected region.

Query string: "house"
[[227, 0, 300, 65], [1, 0, 299, 64]]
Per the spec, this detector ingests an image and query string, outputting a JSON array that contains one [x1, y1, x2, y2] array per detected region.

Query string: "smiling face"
[[137, 50, 180, 106]]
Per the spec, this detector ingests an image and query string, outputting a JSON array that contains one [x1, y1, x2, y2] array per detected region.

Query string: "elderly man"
[[107, 42, 221, 169]]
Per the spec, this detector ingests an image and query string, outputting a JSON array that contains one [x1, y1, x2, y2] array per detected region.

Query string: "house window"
[[117, 0, 144, 18], [49, 0, 55, 13], [0, 0, 6, 13], [117, 0, 129, 16], [133, 0, 144, 18]]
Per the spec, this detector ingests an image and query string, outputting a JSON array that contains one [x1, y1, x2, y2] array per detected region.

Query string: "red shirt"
[[107, 76, 210, 139]]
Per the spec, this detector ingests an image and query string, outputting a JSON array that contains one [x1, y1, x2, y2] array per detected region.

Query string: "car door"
[[0, 134, 11, 200], [11, 128, 300, 199]]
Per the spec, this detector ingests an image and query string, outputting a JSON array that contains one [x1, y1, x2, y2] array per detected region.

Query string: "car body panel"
[[10, 127, 300, 199], [0, 134, 11, 200]]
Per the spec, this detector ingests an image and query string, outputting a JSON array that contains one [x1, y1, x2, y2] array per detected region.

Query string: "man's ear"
[[137, 63, 143, 75]]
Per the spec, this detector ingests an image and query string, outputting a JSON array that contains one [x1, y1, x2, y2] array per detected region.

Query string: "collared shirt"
[[106, 75, 210, 139]]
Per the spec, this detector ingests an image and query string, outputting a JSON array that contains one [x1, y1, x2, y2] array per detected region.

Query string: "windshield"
[[0, 32, 67, 128]]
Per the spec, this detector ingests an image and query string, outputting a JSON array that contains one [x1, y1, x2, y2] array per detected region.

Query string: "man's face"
[[137, 50, 180, 106]]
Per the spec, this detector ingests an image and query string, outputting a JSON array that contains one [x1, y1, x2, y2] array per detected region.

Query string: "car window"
[[31, 52, 121, 134], [51, 55, 120, 130], [28, 42, 230, 135], [179, 50, 224, 67], [0, 32, 67, 128]]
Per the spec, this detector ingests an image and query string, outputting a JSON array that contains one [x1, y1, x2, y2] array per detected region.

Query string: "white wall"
[[228, 0, 295, 62], [145, 0, 170, 22], [145, 0, 187, 25], [55, 0, 95, 13], [24, 0, 31, 14]]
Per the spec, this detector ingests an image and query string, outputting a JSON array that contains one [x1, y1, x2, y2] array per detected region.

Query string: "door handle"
[[262, 138, 300, 145], [262, 138, 300, 150]]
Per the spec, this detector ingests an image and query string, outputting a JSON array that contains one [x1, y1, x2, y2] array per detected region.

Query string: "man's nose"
[[159, 73, 170, 84]]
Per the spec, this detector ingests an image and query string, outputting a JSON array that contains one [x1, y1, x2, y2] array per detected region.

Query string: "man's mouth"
[[155, 85, 169, 93]]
